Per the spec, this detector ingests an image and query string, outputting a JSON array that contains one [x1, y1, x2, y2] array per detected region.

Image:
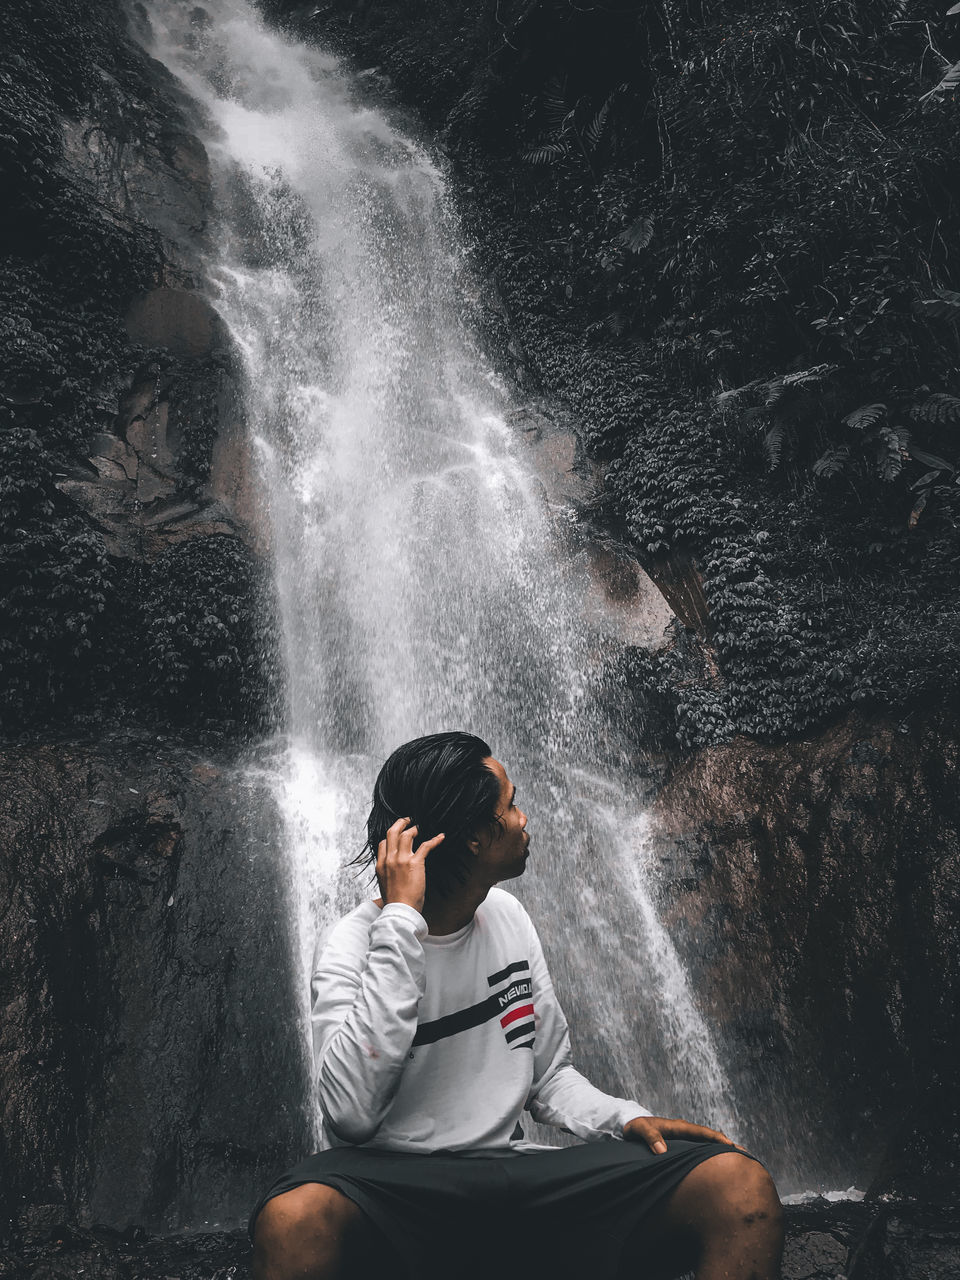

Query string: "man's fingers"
[[662, 1119, 743, 1148], [418, 832, 445, 857], [386, 816, 412, 849], [626, 1115, 746, 1154], [383, 817, 412, 857], [399, 824, 419, 854], [624, 1117, 667, 1154]]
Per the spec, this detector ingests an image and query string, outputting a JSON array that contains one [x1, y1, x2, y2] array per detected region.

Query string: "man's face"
[[473, 757, 530, 883]]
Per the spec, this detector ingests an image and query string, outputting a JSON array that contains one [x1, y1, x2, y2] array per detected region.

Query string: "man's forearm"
[[528, 1061, 650, 1141]]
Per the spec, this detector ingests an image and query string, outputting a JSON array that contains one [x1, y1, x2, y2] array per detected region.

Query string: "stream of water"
[[144, 0, 743, 1171]]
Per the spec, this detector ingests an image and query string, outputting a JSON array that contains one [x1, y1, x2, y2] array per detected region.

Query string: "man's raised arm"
[[310, 899, 427, 1145], [310, 817, 443, 1145]]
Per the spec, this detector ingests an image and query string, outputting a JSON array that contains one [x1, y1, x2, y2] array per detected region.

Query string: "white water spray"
[[143, 0, 739, 1143]]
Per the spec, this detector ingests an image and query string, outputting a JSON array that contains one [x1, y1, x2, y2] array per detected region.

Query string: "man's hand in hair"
[[376, 816, 445, 914]]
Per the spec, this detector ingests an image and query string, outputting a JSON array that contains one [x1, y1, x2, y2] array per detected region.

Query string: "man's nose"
[[519, 809, 528, 828]]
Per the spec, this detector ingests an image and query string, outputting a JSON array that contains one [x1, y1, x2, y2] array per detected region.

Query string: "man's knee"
[[685, 1152, 784, 1233], [253, 1183, 362, 1274]]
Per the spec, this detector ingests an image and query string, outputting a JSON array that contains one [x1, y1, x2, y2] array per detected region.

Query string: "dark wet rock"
[[652, 712, 960, 1191], [782, 1200, 873, 1279], [2, 1200, 959, 1278], [0, 736, 310, 1239], [0, 1224, 250, 1280], [125, 289, 228, 359], [55, 353, 260, 560], [579, 542, 673, 649], [847, 1204, 960, 1280]]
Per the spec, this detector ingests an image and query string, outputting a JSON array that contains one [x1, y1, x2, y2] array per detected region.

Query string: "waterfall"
[[142, 0, 741, 1163]]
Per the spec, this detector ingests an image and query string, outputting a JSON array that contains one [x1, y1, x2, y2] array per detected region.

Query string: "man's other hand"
[[376, 817, 445, 914], [623, 1115, 742, 1154]]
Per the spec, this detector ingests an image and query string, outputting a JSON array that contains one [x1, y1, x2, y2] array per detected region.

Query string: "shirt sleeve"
[[310, 902, 428, 1145], [523, 908, 651, 1140]]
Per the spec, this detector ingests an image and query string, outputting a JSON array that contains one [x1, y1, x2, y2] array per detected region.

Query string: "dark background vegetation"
[[273, 0, 960, 750], [2, 0, 960, 753], [0, 0, 277, 741]]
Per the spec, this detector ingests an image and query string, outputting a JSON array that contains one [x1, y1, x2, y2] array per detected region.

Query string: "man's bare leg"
[[252, 1183, 391, 1280], [624, 1152, 784, 1280]]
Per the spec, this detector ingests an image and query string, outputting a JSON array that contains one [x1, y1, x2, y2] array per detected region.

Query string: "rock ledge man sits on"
[[250, 732, 784, 1280]]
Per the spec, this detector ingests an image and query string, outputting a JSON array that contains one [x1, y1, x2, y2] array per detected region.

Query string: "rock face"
[[651, 712, 960, 1192], [0, 738, 311, 1240], [57, 349, 264, 563], [513, 402, 674, 649], [55, 57, 264, 561], [1, 1, 276, 737]]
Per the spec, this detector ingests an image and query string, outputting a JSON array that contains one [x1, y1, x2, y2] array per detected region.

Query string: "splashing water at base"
[[142, 0, 742, 1158]]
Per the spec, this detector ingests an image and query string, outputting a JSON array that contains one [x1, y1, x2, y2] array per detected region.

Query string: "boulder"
[[125, 290, 227, 359]]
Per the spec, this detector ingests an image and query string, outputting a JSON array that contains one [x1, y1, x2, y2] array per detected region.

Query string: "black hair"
[[362, 731, 502, 899]]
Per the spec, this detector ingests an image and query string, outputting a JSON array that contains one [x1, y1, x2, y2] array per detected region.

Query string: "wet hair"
[[362, 732, 502, 898]]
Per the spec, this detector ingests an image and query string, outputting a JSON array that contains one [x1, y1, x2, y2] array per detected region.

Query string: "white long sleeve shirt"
[[310, 886, 649, 1153]]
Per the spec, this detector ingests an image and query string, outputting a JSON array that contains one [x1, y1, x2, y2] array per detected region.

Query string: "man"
[[251, 732, 783, 1279]]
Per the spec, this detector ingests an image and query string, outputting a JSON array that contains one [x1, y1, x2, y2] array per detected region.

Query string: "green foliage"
[[0, 264, 135, 456], [0, 427, 114, 729], [166, 355, 235, 491], [140, 536, 280, 730]]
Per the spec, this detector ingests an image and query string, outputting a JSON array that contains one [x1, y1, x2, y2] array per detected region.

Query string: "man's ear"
[[466, 833, 482, 856]]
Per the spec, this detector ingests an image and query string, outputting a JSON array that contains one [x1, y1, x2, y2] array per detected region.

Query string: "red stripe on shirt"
[[500, 1002, 534, 1028]]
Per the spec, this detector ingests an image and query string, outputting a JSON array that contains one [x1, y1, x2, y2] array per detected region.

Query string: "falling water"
[[143, 0, 741, 1161]]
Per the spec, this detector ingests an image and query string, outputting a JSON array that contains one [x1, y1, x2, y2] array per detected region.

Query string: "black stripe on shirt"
[[412, 983, 531, 1047], [504, 1020, 535, 1044], [487, 960, 530, 987]]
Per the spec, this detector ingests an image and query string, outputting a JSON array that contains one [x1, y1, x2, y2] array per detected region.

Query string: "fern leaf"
[[715, 379, 761, 408], [764, 364, 836, 410], [878, 425, 910, 481], [920, 58, 960, 101], [763, 420, 788, 467], [813, 446, 850, 478], [542, 77, 568, 128], [618, 216, 655, 253], [843, 402, 887, 430], [764, 378, 786, 409], [522, 143, 569, 165], [914, 288, 960, 319], [910, 393, 960, 424], [585, 95, 613, 150], [780, 363, 836, 388]]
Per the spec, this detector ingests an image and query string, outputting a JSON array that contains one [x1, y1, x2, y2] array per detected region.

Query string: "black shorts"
[[248, 1138, 753, 1278]]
